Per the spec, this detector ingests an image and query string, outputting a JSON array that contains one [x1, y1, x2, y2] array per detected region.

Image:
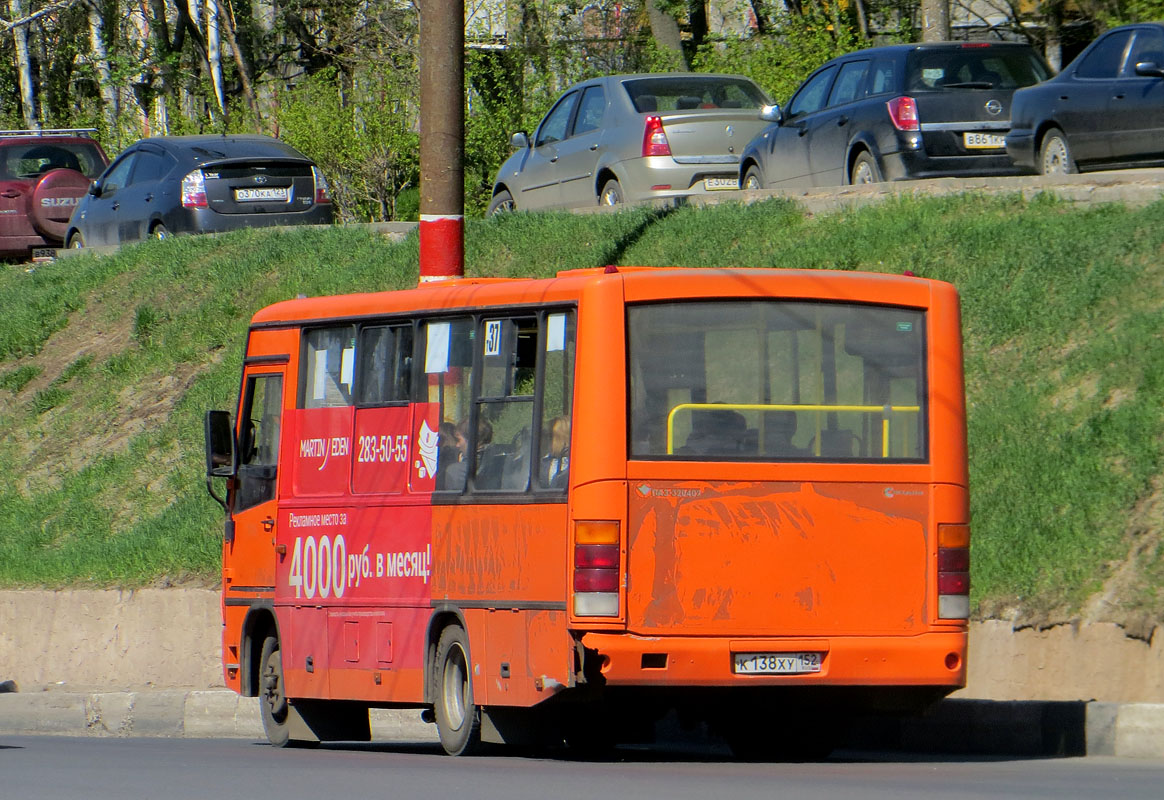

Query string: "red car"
[[0, 129, 109, 261]]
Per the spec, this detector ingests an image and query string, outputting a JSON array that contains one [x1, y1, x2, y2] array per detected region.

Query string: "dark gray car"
[[1007, 23, 1164, 174], [65, 134, 332, 248], [740, 42, 1051, 189], [487, 73, 772, 213]]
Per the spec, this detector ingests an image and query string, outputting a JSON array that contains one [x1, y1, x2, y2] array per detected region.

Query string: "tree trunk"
[[87, 1, 120, 133], [646, 0, 687, 70], [10, 0, 38, 129], [1043, 0, 1063, 72], [205, 0, 226, 114], [219, 0, 260, 127], [921, 0, 949, 42]]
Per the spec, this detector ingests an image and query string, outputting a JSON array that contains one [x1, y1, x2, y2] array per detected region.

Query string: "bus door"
[[226, 353, 291, 600]]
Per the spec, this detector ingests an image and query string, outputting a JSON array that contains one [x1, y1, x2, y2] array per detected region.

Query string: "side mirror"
[[88, 180, 101, 197], [760, 103, 782, 124], [1135, 61, 1164, 78], [204, 409, 236, 513], [509, 131, 531, 149]]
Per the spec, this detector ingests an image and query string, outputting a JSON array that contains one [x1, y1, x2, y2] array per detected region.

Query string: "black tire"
[[1039, 128, 1076, 175], [741, 164, 764, 191], [150, 223, 169, 240], [487, 189, 515, 215], [850, 151, 882, 185], [66, 232, 83, 249], [259, 635, 293, 747], [434, 624, 482, 755], [599, 179, 623, 206]]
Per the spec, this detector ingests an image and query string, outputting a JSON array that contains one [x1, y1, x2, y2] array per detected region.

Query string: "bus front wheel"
[[434, 624, 483, 755], [259, 635, 293, 747]]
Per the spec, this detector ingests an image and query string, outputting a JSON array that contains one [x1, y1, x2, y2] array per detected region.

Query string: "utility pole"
[[418, 0, 465, 281], [921, 0, 950, 42]]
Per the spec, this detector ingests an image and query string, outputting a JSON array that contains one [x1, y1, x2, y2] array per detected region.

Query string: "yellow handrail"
[[664, 402, 921, 456]]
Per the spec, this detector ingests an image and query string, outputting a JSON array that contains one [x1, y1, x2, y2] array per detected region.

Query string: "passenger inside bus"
[[540, 416, 570, 488], [761, 410, 807, 458], [679, 407, 750, 456], [439, 417, 493, 491]]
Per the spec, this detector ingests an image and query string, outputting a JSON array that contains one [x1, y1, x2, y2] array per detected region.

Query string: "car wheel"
[[487, 190, 515, 215], [434, 623, 483, 756], [599, 179, 623, 207], [742, 165, 764, 191], [67, 232, 84, 249], [1039, 128, 1076, 175], [850, 151, 882, 185], [150, 223, 169, 240]]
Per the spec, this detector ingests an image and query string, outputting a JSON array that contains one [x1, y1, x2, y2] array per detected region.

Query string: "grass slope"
[[1, 194, 1162, 626]]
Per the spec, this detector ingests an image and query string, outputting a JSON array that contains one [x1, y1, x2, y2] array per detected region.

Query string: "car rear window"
[[0, 141, 106, 180], [906, 46, 1050, 91], [623, 76, 769, 113]]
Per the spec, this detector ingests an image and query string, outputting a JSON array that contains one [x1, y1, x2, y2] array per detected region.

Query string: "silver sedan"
[[487, 73, 773, 214]]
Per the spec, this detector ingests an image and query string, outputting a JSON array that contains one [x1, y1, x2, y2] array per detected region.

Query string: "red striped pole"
[[418, 0, 465, 282]]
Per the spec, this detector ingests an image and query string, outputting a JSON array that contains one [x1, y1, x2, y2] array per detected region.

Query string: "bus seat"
[[682, 408, 748, 455]]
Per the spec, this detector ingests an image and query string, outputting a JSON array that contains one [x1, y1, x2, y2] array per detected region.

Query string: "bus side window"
[[304, 326, 356, 408], [425, 317, 475, 492], [538, 311, 575, 490], [478, 316, 538, 492], [357, 324, 413, 405]]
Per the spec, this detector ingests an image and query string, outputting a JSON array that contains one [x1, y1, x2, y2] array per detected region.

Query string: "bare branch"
[[0, 0, 84, 32]]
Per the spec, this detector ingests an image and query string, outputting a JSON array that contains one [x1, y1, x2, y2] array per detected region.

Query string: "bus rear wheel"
[[434, 624, 483, 755]]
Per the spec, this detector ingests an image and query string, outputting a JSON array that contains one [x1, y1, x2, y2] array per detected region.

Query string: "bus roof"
[[250, 267, 950, 327]]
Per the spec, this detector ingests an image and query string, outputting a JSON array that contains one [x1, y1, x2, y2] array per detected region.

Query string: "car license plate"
[[963, 132, 1006, 149], [704, 176, 738, 191], [235, 187, 289, 202], [31, 248, 57, 261], [733, 652, 822, 675]]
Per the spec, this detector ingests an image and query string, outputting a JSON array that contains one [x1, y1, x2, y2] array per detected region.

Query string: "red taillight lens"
[[642, 115, 672, 157], [938, 571, 970, 595], [181, 169, 207, 208], [312, 166, 331, 204], [576, 544, 619, 569], [574, 569, 620, 593], [938, 548, 970, 572], [886, 96, 920, 132]]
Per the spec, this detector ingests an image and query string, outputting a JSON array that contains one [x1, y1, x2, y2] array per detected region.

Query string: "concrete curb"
[[2, 691, 1162, 757]]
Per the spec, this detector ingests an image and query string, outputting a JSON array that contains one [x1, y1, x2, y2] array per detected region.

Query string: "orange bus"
[[204, 266, 969, 758]]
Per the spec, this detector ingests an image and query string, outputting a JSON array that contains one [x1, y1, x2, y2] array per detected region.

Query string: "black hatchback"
[[65, 134, 332, 248], [739, 41, 1052, 188]]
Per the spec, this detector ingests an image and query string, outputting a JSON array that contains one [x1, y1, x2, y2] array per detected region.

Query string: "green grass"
[[1, 196, 1162, 623]]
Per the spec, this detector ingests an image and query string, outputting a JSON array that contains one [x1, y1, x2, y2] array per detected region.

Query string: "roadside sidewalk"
[[2, 689, 1163, 758]]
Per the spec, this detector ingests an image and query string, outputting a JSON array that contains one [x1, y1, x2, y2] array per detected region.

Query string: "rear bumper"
[[617, 156, 742, 203], [881, 146, 1029, 181], [0, 234, 55, 260], [179, 203, 334, 232], [580, 630, 966, 688]]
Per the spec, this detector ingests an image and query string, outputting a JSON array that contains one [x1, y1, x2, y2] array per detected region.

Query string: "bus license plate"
[[733, 652, 822, 674], [963, 132, 1006, 149], [703, 176, 738, 191], [235, 187, 289, 202]]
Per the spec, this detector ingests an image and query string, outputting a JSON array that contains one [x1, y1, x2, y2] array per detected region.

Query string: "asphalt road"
[[5, 736, 1164, 800]]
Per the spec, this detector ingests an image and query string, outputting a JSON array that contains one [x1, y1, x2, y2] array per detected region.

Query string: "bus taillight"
[[937, 524, 970, 620], [574, 521, 621, 617]]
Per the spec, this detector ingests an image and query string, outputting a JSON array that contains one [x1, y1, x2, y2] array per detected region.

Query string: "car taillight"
[[641, 115, 672, 157], [887, 96, 920, 132], [181, 169, 207, 208], [937, 524, 970, 619], [574, 520, 620, 617], [312, 166, 331, 204]]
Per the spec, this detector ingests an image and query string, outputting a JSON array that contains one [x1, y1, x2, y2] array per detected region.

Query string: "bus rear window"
[[628, 301, 927, 461]]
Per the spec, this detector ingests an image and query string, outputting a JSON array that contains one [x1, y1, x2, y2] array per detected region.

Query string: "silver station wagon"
[[487, 73, 773, 214]]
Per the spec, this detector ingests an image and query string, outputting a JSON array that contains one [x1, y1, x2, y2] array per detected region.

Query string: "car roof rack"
[[0, 128, 98, 139]]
